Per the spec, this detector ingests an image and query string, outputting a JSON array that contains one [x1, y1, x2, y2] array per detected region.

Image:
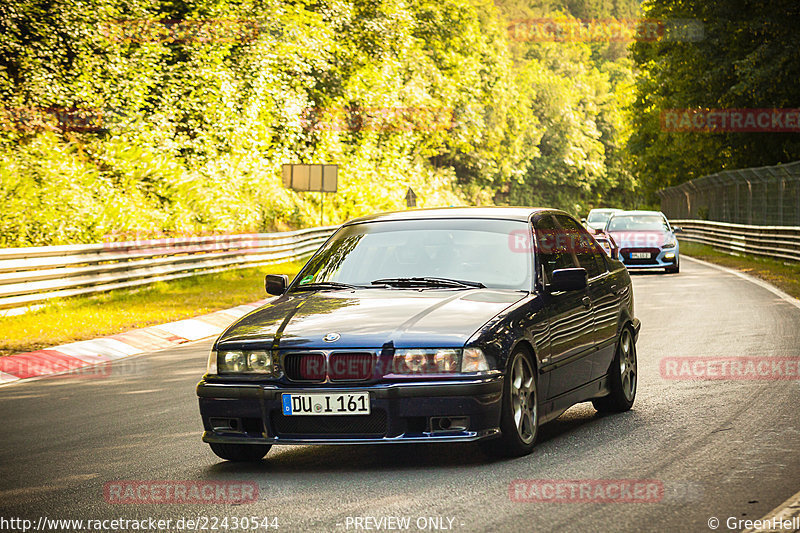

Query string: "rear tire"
[[481, 349, 538, 458], [593, 326, 637, 413], [209, 443, 271, 462]]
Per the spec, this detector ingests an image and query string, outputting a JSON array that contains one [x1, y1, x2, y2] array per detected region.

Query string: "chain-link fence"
[[658, 160, 800, 226]]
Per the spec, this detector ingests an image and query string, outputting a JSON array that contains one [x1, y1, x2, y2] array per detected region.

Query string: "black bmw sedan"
[[197, 207, 640, 461]]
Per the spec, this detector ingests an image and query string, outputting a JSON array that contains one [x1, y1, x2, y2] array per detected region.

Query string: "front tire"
[[665, 258, 680, 273], [593, 325, 637, 413], [209, 443, 271, 462], [482, 349, 538, 457]]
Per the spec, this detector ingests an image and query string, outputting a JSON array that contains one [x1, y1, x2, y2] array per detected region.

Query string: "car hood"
[[217, 288, 526, 350], [608, 230, 672, 248]]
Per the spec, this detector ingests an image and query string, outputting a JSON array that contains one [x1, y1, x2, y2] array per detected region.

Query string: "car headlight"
[[247, 350, 273, 373], [433, 349, 460, 372], [393, 349, 460, 374], [391, 348, 490, 374], [399, 349, 429, 373], [662, 239, 677, 249], [393, 349, 454, 374], [217, 349, 275, 375]]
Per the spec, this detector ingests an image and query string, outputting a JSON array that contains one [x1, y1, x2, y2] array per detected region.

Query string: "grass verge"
[[680, 240, 800, 300], [0, 260, 304, 357]]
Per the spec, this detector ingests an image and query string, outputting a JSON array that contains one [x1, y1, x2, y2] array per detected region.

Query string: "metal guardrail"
[[0, 226, 337, 311], [672, 219, 800, 262]]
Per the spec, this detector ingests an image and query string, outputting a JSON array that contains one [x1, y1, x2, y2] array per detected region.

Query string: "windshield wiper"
[[371, 277, 485, 289], [291, 281, 364, 292]]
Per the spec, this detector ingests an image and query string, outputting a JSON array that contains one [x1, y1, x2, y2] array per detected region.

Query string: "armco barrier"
[[671, 219, 800, 262], [0, 226, 337, 311]]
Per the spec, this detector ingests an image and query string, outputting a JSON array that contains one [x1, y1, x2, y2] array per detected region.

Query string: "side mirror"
[[673, 226, 683, 233], [265, 274, 288, 296], [580, 218, 587, 224], [547, 268, 588, 293]]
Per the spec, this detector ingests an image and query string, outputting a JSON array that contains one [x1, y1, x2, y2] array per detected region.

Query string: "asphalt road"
[[2, 258, 800, 533]]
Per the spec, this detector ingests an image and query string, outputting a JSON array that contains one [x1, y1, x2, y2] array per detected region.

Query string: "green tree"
[[629, 0, 800, 200]]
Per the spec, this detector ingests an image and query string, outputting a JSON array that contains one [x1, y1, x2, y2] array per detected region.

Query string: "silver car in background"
[[583, 208, 623, 231]]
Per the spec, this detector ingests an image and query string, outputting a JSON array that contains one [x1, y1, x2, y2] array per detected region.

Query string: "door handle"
[[581, 296, 591, 309]]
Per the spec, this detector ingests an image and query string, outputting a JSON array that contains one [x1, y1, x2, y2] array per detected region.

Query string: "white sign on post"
[[282, 164, 338, 193], [281, 164, 338, 225]]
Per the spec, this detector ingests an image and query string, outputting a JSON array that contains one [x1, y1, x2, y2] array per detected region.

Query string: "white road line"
[[683, 255, 800, 311], [0, 371, 20, 384], [744, 487, 800, 533], [154, 318, 223, 341], [225, 303, 264, 317], [54, 338, 140, 361]]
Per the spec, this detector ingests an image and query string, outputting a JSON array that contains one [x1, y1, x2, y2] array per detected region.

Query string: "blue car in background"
[[604, 210, 681, 274]]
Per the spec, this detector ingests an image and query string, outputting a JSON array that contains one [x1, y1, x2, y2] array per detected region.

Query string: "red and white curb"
[[0, 299, 269, 387]]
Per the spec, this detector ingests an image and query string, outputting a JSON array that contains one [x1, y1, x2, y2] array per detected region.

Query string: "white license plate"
[[281, 392, 370, 416], [630, 252, 651, 259]]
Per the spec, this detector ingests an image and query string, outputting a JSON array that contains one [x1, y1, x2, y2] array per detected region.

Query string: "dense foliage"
[[629, 0, 800, 199], [1, 0, 640, 246]]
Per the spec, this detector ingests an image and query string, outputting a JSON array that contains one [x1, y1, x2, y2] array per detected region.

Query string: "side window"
[[534, 215, 578, 282], [554, 215, 603, 279], [576, 222, 609, 276], [591, 244, 609, 274]]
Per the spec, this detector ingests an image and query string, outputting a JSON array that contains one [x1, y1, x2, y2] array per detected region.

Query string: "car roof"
[[343, 206, 559, 225], [609, 210, 666, 217], [588, 208, 623, 213]]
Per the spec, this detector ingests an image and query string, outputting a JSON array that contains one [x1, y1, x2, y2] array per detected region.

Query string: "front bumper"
[[620, 248, 679, 269], [197, 377, 503, 445]]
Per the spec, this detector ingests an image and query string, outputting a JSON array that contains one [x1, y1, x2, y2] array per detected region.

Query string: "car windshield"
[[607, 215, 669, 232], [293, 218, 532, 291], [587, 211, 616, 224]]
